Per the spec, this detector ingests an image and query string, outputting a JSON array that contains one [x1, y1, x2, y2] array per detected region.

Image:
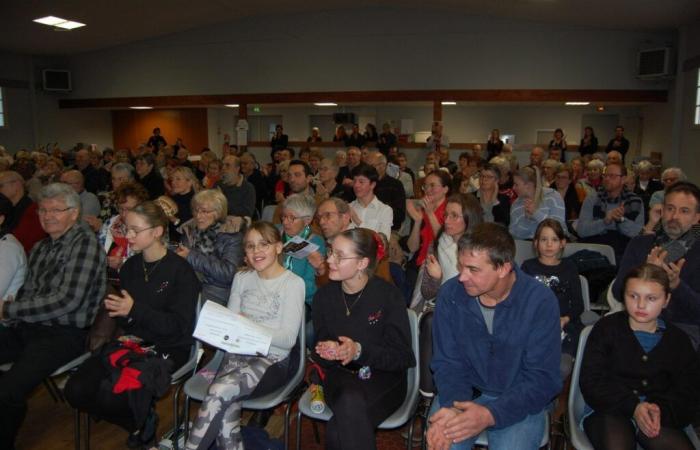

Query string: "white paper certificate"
[[193, 301, 273, 356]]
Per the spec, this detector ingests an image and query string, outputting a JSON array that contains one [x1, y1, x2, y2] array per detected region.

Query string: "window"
[[695, 69, 700, 126], [0, 88, 5, 128]]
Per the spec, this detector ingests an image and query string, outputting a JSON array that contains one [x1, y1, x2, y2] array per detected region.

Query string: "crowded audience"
[[1, 119, 699, 450]]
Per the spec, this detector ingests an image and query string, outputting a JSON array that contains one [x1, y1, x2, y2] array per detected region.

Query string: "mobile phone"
[[661, 240, 687, 264]]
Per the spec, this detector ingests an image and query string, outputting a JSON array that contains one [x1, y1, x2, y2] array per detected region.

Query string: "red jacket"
[[14, 202, 47, 254]]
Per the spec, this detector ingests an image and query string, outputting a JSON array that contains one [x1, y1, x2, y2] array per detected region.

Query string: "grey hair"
[[320, 158, 338, 171], [283, 193, 317, 218], [374, 152, 387, 165], [662, 167, 687, 181], [636, 160, 654, 172], [542, 159, 562, 170], [587, 159, 605, 170], [38, 182, 81, 216], [112, 162, 136, 179]]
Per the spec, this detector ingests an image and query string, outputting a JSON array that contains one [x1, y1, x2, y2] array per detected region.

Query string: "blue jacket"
[[431, 265, 562, 429]]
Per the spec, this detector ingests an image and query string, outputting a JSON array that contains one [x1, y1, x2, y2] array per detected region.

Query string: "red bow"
[[372, 233, 385, 261]]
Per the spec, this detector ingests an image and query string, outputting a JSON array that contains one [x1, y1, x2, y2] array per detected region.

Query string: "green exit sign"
[[253, 106, 261, 112]]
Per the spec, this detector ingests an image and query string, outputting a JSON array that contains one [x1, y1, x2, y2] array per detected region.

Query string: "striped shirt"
[[3, 221, 106, 328]]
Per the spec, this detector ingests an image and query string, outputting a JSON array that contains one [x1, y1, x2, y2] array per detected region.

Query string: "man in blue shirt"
[[427, 223, 562, 450]]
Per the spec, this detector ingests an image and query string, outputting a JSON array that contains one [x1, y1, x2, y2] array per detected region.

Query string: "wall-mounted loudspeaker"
[[42, 69, 72, 92]]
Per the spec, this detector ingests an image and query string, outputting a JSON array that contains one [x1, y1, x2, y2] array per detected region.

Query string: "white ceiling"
[[1, 0, 699, 56]]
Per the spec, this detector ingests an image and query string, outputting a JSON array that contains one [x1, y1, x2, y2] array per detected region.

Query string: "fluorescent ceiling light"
[[129, 106, 153, 110], [314, 102, 337, 106], [55, 20, 85, 30], [34, 16, 66, 26], [34, 16, 85, 30], [565, 101, 590, 106], [225, 104, 239, 108], [441, 101, 457, 105]]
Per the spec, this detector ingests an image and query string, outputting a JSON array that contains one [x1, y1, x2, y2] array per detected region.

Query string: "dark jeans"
[[0, 322, 86, 449], [324, 367, 406, 450]]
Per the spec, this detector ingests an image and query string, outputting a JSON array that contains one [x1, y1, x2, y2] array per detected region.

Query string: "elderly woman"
[[279, 193, 326, 307], [576, 158, 605, 203], [633, 160, 663, 216], [98, 182, 151, 285], [542, 159, 561, 186], [474, 163, 510, 226], [176, 189, 244, 306]]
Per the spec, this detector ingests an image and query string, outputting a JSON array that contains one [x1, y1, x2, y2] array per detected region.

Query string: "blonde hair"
[[170, 166, 201, 193], [515, 165, 544, 209], [193, 189, 228, 222]]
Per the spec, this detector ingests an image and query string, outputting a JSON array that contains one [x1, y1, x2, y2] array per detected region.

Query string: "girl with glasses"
[[186, 221, 304, 450]]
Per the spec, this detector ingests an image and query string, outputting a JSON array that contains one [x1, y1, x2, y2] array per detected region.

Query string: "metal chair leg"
[[406, 419, 416, 450], [43, 379, 59, 402], [183, 395, 190, 443], [283, 401, 291, 450], [312, 420, 320, 444], [84, 414, 90, 450], [173, 384, 183, 450], [295, 409, 302, 450], [74, 410, 81, 450]]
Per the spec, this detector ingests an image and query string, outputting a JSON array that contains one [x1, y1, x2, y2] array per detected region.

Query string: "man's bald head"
[[60, 170, 85, 193]]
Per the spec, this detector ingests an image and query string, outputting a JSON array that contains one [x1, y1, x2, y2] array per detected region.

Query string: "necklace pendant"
[[346, 310, 350, 316]]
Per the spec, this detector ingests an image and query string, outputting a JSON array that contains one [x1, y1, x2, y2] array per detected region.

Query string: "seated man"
[[428, 223, 561, 450], [614, 181, 700, 345], [217, 155, 256, 219], [60, 169, 101, 218], [0, 170, 47, 253], [317, 197, 354, 243], [0, 183, 106, 448], [649, 167, 686, 209], [576, 162, 644, 263]]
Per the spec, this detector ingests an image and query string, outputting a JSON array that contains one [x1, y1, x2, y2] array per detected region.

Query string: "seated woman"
[[576, 158, 605, 203], [98, 181, 150, 286], [65, 201, 201, 448], [185, 222, 305, 450], [279, 194, 326, 307], [313, 228, 415, 450], [0, 193, 27, 301], [580, 263, 700, 450], [406, 170, 451, 268], [420, 193, 482, 301], [552, 163, 582, 225], [176, 189, 244, 306], [474, 163, 510, 226], [521, 219, 584, 378], [509, 165, 566, 240], [168, 166, 200, 232]]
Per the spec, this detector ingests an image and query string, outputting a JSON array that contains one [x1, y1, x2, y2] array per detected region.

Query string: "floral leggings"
[[185, 354, 275, 450]]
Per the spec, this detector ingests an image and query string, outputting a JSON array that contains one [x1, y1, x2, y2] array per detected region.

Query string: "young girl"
[[185, 222, 305, 450], [66, 201, 201, 447], [580, 263, 700, 450], [522, 218, 584, 375]]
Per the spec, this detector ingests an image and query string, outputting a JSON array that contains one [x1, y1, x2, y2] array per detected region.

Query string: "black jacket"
[[580, 312, 700, 428]]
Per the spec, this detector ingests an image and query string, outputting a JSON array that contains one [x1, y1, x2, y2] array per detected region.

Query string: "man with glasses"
[[577, 162, 644, 263], [648, 167, 687, 211], [0, 182, 106, 449], [317, 198, 355, 242], [366, 151, 406, 231], [0, 170, 46, 253]]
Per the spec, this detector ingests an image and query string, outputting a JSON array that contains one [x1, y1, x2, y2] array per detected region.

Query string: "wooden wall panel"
[[112, 108, 208, 153]]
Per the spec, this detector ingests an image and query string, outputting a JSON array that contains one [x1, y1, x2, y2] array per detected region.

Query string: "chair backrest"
[[405, 309, 420, 406], [579, 275, 590, 312], [261, 205, 277, 223], [563, 243, 616, 266], [568, 325, 594, 432], [409, 264, 427, 311], [514, 239, 535, 266], [172, 294, 204, 382]]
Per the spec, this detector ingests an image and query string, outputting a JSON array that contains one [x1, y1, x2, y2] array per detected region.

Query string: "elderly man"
[[0, 170, 46, 253], [577, 162, 644, 263], [0, 183, 106, 448], [73, 149, 102, 194], [60, 170, 101, 218], [366, 151, 406, 230], [428, 223, 561, 450], [217, 155, 256, 219], [614, 181, 700, 343], [529, 146, 545, 169], [649, 167, 687, 209], [337, 146, 364, 186], [314, 158, 352, 203], [317, 197, 355, 242]]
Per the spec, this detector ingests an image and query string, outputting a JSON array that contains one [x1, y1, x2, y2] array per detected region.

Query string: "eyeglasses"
[[444, 213, 463, 221], [326, 247, 362, 262], [422, 183, 442, 192], [37, 207, 75, 216], [125, 226, 155, 236], [281, 215, 309, 223], [244, 241, 271, 253], [317, 211, 342, 221]]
